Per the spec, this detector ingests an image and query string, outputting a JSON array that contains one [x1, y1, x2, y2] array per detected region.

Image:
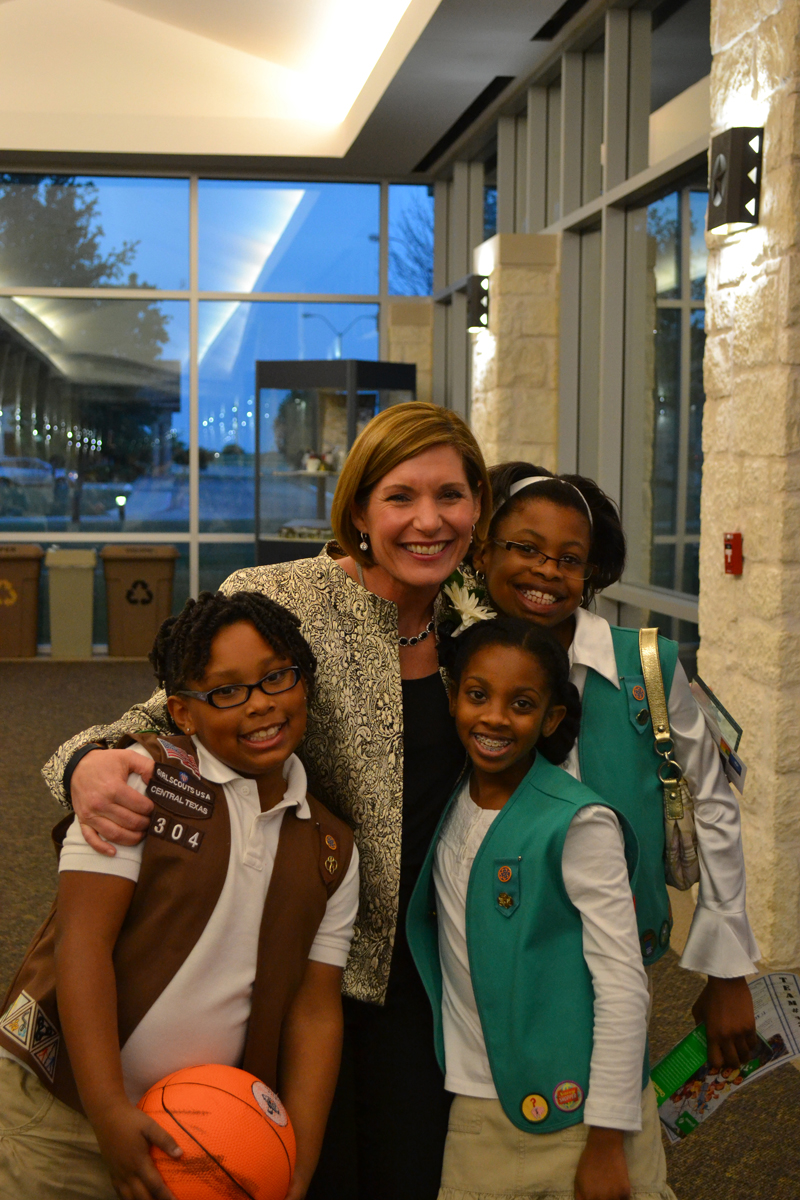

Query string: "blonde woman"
[[38, 403, 491, 1200]]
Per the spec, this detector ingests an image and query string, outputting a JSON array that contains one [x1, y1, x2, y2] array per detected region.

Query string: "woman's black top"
[[400, 671, 465, 872]]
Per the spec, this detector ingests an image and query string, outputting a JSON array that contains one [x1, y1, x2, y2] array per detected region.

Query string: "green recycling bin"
[[45, 548, 96, 659], [101, 545, 179, 657]]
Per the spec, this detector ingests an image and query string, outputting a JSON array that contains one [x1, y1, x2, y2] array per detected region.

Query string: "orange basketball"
[[137, 1064, 296, 1200]]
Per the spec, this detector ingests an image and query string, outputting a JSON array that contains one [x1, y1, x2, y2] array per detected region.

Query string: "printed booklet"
[[650, 973, 800, 1142]]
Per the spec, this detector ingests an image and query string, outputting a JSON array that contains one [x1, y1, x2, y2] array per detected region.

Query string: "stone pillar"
[[469, 233, 560, 469], [385, 299, 433, 405], [701, 0, 800, 964]]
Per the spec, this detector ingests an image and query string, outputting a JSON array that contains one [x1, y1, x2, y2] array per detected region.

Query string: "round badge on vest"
[[640, 929, 657, 958], [325, 834, 337, 850], [632, 685, 646, 702], [521, 1093, 549, 1123], [497, 865, 512, 883], [552, 1080, 584, 1112], [659, 919, 671, 948]]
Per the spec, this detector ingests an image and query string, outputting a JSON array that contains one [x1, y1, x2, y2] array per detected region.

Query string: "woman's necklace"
[[398, 619, 435, 648], [355, 561, 436, 648]]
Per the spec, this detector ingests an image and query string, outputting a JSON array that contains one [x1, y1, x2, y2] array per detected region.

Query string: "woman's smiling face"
[[352, 444, 481, 591], [475, 497, 592, 632]]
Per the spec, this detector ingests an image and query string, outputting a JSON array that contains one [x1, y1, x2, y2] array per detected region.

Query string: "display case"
[[254, 360, 416, 565]]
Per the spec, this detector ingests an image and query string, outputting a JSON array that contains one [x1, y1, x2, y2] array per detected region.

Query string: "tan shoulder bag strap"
[[639, 627, 684, 821], [639, 628, 671, 746]]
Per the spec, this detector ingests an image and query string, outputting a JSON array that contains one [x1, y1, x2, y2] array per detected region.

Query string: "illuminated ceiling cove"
[[0, 0, 444, 157]]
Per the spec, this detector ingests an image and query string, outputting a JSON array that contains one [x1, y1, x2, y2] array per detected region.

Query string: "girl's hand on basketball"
[[692, 976, 758, 1069], [71, 748, 154, 856], [94, 1102, 182, 1200], [574, 1127, 631, 1200]]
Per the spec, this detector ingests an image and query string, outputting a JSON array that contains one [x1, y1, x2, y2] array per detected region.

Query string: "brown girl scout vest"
[[0, 733, 354, 1114]]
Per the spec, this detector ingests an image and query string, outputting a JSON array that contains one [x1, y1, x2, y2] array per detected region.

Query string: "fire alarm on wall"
[[724, 532, 743, 575]]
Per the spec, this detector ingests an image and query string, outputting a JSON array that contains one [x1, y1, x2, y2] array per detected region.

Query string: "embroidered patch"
[[632, 685, 646, 702], [157, 740, 201, 777], [149, 812, 205, 853], [521, 1093, 549, 1123], [659, 919, 671, 948], [497, 865, 512, 883], [31, 1038, 58, 1082], [252, 1081, 288, 1127], [147, 762, 215, 820], [640, 929, 657, 959], [325, 834, 338, 850], [324, 855, 338, 875], [0, 993, 60, 1080], [553, 1081, 584, 1112], [31, 1008, 58, 1050], [0, 992, 34, 1047]]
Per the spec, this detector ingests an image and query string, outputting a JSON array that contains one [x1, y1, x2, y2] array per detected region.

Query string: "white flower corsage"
[[441, 570, 496, 637]]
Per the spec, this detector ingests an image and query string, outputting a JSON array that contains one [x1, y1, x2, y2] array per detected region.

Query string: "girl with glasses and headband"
[[466, 463, 760, 1079], [0, 590, 358, 1200]]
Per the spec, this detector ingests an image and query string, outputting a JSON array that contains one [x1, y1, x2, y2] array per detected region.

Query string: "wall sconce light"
[[708, 127, 763, 234], [433, 273, 489, 332], [466, 275, 489, 332]]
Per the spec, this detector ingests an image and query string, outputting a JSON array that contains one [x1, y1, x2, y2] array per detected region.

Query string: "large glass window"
[[198, 302, 378, 532], [0, 297, 189, 533], [0, 175, 189, 290], [624, 185, 707, 598], [198, 181, 380, 294], [388, 185, 434, 296], [622, 184, 707, 671], [0, 172, 421, 643]]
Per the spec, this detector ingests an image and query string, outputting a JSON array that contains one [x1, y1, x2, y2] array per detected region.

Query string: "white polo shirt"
[[52, 740, 359, 1102]]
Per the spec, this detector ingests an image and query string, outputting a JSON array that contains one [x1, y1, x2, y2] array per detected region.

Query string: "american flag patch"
[[158, 740, 200, 777]]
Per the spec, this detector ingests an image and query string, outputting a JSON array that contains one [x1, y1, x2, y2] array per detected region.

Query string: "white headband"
[[507, 475, 593, 529]]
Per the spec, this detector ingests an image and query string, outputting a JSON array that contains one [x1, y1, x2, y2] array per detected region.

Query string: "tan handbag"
[[639, 628, 700, 891]]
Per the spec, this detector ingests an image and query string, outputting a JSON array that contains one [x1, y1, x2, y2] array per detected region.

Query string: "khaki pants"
[[438, 1083, 678, 1200], [0, 1057, 116, 1199]]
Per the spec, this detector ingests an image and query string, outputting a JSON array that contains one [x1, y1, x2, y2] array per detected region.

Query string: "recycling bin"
[[0, 544, 44, 657], [101, 545, 179, 657], [45, 548, 96, 659]]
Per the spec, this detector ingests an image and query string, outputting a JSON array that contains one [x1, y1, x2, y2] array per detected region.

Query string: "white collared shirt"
[[565, 606, 760, 977], [55, 741, 359, 1102]]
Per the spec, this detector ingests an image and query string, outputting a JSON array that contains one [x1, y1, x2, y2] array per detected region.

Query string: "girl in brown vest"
[[0, 591, 357, 1200]]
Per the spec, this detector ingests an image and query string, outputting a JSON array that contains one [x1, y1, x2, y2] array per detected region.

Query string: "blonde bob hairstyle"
[[331, 401, 492, 566]]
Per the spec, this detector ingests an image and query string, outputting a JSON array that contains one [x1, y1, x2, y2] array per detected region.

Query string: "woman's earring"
[[359, 531, 369, 553], [470, 523, 476, 545]]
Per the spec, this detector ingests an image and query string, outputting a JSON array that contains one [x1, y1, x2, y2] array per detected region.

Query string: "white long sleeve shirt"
[[434, 777, 649, 1132], [564, 606, 760, 977]]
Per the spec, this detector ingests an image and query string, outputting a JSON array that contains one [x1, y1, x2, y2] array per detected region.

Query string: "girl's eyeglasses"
[[177, 666, 302, 709], [492, 539, 594, 580]]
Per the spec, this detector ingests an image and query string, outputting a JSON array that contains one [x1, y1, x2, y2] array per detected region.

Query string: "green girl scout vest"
[[579, 626, 678, 966], [406, 752, 647, 1135]]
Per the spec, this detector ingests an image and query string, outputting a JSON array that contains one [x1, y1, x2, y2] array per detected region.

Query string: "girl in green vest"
[[406, 616, 677, 1200], [465, 462, 759, 1072]]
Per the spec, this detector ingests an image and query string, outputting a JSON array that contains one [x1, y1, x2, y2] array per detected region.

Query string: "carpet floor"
[[2, 661, 799, 1198]]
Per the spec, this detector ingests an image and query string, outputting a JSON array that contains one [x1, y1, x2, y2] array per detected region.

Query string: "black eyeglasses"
[[177, 666, 303, 709], [492, 539, 594, 580]]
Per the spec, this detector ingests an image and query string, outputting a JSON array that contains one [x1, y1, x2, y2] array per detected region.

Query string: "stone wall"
[[701, 0, 800, 964], [470, 233, 560, 469], [385, 299, 433, 405]]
